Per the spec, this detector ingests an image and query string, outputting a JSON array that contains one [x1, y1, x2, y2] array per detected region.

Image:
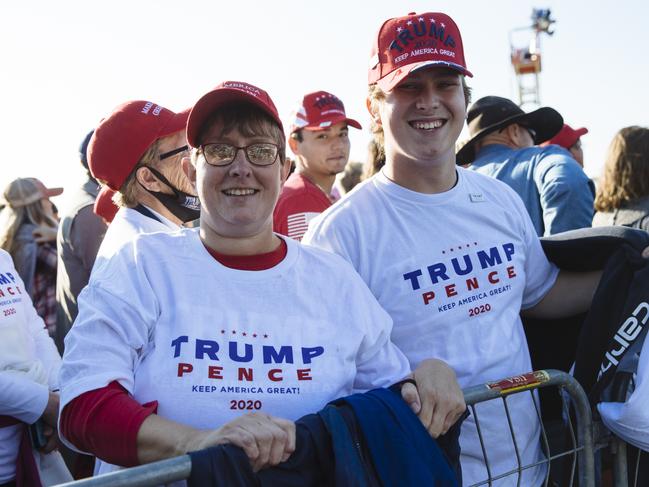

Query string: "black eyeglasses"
[[200, 143, 280, 167], [160, 145, 189, 160]]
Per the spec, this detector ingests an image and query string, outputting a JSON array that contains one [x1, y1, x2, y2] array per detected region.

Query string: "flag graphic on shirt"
[[287, 212, 320, 241]]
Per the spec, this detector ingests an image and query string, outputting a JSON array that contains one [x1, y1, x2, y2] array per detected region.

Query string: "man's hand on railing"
[[401, 358, 466, 438]]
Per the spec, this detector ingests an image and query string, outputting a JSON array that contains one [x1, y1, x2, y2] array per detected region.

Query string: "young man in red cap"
[[305, 11, 602, 486], [273, 91, 361, 241], [88, 101, 199, 263]]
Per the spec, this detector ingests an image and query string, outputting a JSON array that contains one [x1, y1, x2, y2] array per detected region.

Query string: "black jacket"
[[188, 387, 463, 487], [523, 226, 649, 412]]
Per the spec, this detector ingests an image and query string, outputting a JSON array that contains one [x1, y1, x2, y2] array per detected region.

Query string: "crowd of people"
[[1, 9, 648, 487]]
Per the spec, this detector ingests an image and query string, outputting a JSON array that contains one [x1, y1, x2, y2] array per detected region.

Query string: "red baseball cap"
[[369, 12, 472, 92], [289, 91, 361, 134], [542, 124, 588, 150], [88, 101, 189, 191], [186, 81, 283, 148], [94, 186, 119, 223]]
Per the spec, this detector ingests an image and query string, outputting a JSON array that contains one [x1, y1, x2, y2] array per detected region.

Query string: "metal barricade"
[[592, 419, 646, 487], [55, 455, 191, 487], [618, 442, 646, 487], [463, 369, 595, 487], [55, 369, 597, 487]]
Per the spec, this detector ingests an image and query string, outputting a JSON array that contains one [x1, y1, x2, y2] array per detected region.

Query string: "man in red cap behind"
[[273, 91, 361, 241], [542, 123, 595, 197], [542, 123, 588, 167], [88, 101, 199, 263]]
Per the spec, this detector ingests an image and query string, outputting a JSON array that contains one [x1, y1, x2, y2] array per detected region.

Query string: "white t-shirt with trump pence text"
[[304, 168, 559, 487], [60, 229, 411, 476]]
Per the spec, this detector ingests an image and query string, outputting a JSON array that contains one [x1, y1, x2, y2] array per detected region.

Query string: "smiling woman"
[[184, 101, 289, 251], [55, 80, 465, 480]]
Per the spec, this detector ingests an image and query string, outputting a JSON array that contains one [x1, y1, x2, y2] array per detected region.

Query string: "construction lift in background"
[[509, 9, 556, 108]]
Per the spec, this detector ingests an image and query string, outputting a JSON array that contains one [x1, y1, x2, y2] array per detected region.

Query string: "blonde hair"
[[595, 126, 649, 212], [0, 178, 58, 259], [110, 140, 162, 208], [362, 137, 385, 180]]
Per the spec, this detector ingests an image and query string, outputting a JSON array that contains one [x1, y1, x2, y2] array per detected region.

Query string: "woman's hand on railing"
[[185, 413, 296, 472]]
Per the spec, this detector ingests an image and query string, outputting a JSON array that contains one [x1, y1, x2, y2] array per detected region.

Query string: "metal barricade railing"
[[463, 369, 595, 487], [620, 443, 646, 487], [55, 455, 191, 487], [55, 369, 601, 487], [592, 419, 646, 487]]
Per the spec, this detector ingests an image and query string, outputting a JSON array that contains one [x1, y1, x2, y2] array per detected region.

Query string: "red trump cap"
[[88, 101, 189, 191], [369, 12, 472, 92], [186, 81, 283, 148]]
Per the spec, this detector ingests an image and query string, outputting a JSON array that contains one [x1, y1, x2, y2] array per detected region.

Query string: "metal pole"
[[54, 455, 192, 487], [613, 438, 629, 487]]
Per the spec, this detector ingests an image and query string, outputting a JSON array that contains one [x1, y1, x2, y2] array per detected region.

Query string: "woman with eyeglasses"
[[58, 81, 464, 479]]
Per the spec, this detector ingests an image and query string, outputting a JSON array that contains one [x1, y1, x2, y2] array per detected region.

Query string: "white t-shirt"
[[304, 168, 559, 486], [60, 229, 410, 476], [94, 206, 179, 267], [598, 337, 649, 451], [0, 250, 61, 483]]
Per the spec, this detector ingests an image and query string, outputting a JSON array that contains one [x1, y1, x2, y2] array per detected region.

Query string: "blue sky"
[[2, 0, 647, 208]]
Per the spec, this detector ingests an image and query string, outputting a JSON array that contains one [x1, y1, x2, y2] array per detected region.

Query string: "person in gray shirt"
[[55, 130, 107, 352]]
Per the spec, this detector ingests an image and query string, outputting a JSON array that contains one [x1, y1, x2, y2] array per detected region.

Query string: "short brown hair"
[[595, 126, 649, 212]]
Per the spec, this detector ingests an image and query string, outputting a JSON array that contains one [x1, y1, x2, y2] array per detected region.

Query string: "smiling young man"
[[304, 11, 601, 486], [273, 91, 361, 241]]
